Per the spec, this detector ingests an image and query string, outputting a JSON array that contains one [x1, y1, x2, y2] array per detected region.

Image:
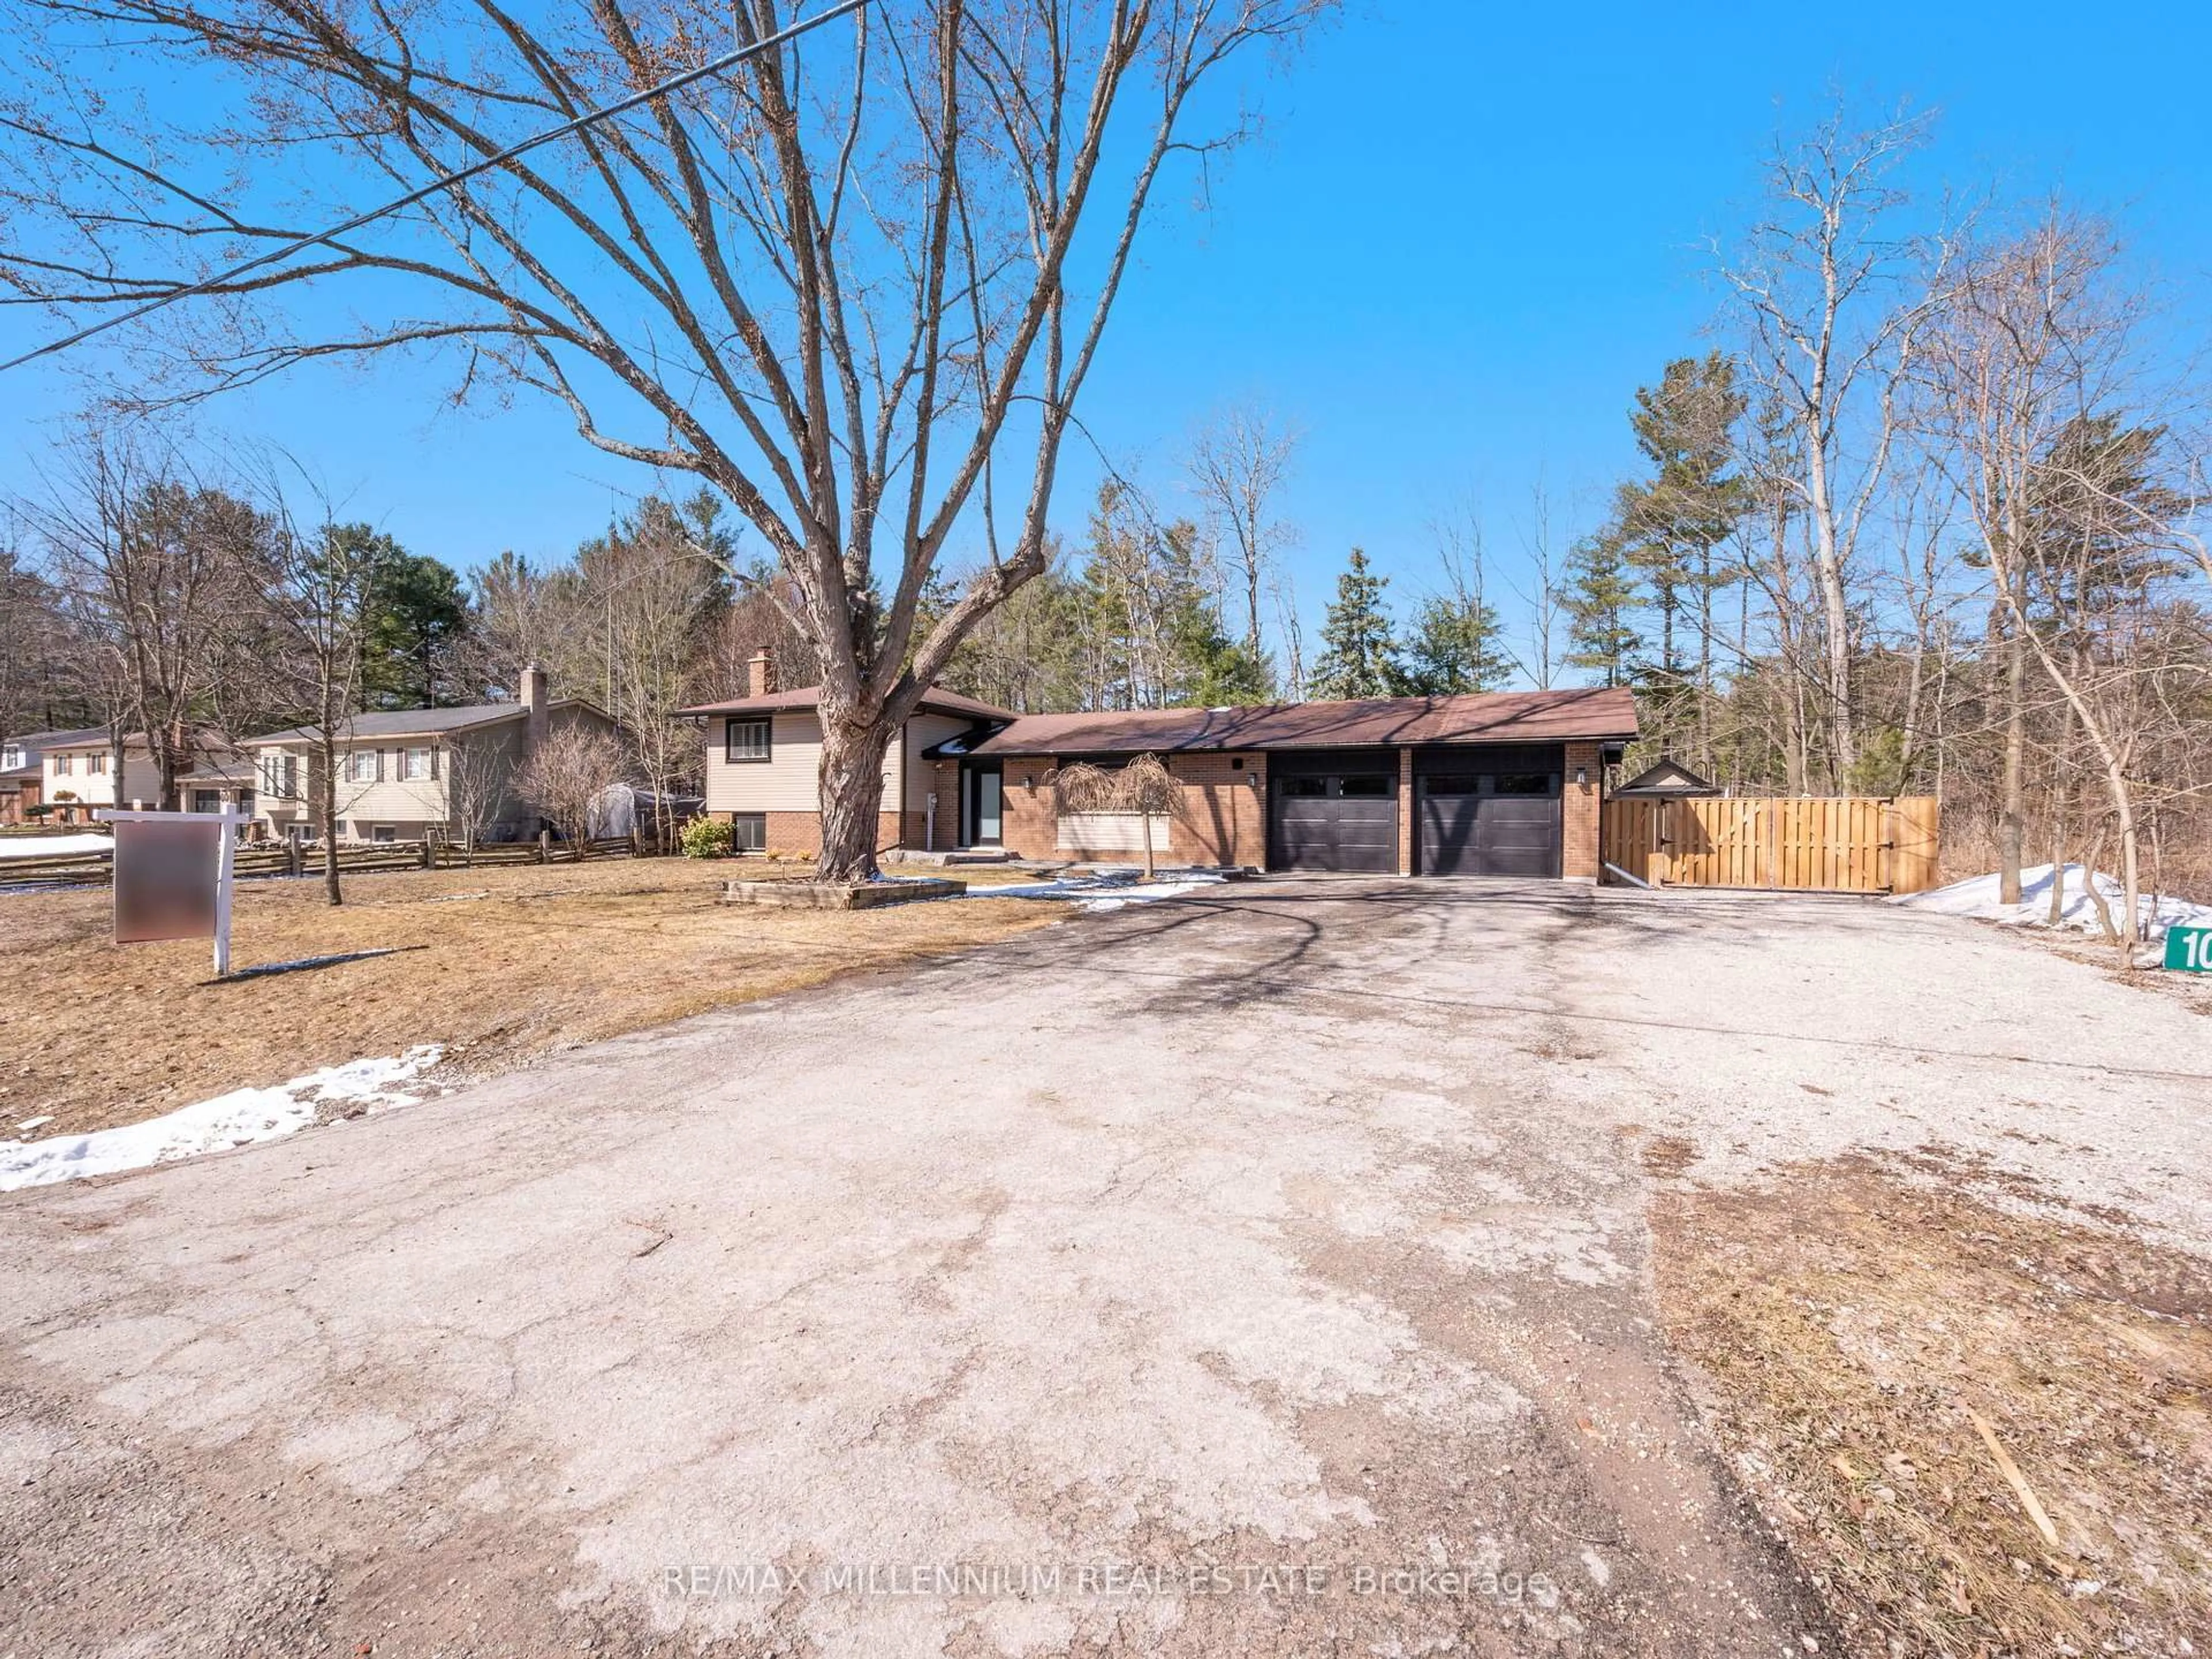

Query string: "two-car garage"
[[1267, 743, 1565, 878]]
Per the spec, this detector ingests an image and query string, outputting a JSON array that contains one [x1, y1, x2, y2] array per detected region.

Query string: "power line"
[[0, 0, 872, 376]]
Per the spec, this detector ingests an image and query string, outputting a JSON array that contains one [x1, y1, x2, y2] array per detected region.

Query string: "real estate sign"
[[96, 808, 245, 976], [2165, 923, 2212, 973]]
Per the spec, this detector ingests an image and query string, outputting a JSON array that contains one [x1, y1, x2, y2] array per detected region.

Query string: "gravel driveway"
[[3, 877, 2206, 1657]]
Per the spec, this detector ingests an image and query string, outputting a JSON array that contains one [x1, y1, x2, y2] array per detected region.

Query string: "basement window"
[[730, 812, 766, 852]]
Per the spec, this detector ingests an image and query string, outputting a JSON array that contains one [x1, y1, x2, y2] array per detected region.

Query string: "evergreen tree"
[[1611, 353, 1750, 692], [1306, 548, 1404, 699], [1400, 593, 1509, 696], [362, 544, 469, 709], [1562, 532, 1643, 688]]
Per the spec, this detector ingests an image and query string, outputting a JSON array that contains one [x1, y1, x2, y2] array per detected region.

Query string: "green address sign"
[[2167, 923, 2212, 972]]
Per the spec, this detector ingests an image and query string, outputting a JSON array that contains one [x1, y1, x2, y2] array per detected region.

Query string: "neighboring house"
[[1, 730, 66, 824], [1613, 758, 1721, 799], [37, 728, 165, 822], [243, 665, 616, 844], [31, 727, 259, 824], [689, 654, 1638, 880]]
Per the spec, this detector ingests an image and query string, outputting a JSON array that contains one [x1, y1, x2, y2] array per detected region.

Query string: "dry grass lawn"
[[1654, 1157, 2212, 1657], [1, 858, 1066, 1138]]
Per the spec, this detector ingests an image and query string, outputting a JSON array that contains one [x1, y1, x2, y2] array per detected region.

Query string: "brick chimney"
[[521, 661, 547, 751], [747, 649, 775, 698]]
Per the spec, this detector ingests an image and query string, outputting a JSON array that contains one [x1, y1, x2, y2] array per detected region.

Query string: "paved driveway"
[[4, 878, 2206, 1657]]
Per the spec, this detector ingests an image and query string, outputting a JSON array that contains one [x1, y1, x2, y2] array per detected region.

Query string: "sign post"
[[2166, 923, 2212, 974], [93, 808, 249, 978]]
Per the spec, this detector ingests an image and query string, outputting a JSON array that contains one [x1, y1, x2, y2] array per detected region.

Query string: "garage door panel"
[[1269, 772, 1397, 873], [1418, 768, 1561, 878]]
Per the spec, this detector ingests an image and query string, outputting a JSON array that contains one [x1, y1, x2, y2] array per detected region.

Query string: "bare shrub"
[[517, 724, 627, 859], [1050, 754, 1179, 877]]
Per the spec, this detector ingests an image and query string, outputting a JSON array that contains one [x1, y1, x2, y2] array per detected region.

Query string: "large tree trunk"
[[319, 738, 343, 907], [1998, 612, 2027, 906], [815, 712, 897, 883]]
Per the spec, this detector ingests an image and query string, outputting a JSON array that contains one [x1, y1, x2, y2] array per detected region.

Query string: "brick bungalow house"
[[686, 657, 1636, 878]]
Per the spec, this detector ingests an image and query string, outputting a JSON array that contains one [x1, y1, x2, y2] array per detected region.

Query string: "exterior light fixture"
[[1575, 766, 1589, 786]]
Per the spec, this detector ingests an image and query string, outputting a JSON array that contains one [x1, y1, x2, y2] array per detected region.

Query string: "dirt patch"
[[1652, 1158, 2212, 1657], [0, 857, 1065, 1139]]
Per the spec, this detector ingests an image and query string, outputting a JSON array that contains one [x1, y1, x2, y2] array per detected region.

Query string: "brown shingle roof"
[[679, 684, 1016, 721], [962, 687, 1637, 757]]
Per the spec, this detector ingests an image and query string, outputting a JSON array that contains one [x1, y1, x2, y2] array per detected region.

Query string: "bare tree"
[[1051, 753, 1176, 877], [1509, 476, 1563, 690], [259, 491, 384, 905], [2, 0, 1336, 880], [580, 495, 718, 844], [29, 432, 262, 808], [1917, 210, 2204, 952], [517, 721, 628, 858], [443, 738, 503, 855], [1720, 101, 1952, 789], [1186, 406, 1298, 663]]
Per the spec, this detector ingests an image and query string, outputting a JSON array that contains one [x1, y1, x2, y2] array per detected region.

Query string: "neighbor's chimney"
[[521, 661, 547, 750], [747, 649, 774, 699]]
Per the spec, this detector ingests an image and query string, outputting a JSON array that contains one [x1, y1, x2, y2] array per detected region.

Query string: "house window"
[[725, 717, 771, 763], [192, 790, 220, 813], [372, 825, 396, 844], [86, 753, 107, 775], [399, 747, 434, 781], [730, 812, 766, 852], [260, 753, 300, 799], [348, 750, 380, 783], [1, 745, 18, 769], [52, 755, 70, 777]]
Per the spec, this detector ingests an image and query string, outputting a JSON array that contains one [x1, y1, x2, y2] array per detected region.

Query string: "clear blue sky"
[[6, 0, 2209, 673]]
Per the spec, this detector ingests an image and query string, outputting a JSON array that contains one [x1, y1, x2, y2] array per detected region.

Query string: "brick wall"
[[999, 762, 1058, 859], [1562, 740, 1603, 881], [1165, 752, 1266, 867], [1396, 748, 1415, 876]]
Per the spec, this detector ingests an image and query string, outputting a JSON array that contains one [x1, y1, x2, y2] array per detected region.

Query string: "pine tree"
[[1400, 593, 1509, 696], [1562, 532, 1643, 688], [1612, 353, 1750, 694], [1306, 548, 1404, 700]]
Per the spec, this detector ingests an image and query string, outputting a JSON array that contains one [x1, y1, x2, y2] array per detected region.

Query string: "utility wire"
[[0, 0, 872, 375]]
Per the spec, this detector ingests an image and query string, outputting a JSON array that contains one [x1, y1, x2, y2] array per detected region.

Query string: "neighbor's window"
[[372, 825, 396, 843], [730, 812, 767, 851], [52, 755, 70, 776], [399, 747, 434, 781], [260, 753, 298, 798], [1, 745, 18, 769], [348, 750, 379, 783], [86, 753, 107, 775], [725, 717, 771, 763]]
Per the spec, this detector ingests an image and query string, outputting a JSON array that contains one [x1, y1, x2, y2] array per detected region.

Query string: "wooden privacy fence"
[[1601, 796, 1940, 895]]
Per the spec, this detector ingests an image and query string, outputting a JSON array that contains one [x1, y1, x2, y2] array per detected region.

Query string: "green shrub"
[[680, 816, 734, 859]]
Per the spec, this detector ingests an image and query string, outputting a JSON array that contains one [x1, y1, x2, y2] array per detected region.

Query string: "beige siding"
[[331, 744, 450, 831], [43, 747, 161, 810], [703, 708, 981, 818], [903, 714, 971, 812]]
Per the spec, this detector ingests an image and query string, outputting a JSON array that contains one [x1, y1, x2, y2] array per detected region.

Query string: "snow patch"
[[0, 1047, 444, 1192], [0, 834, 111, 859], [966, 872, 1228, 912], [1891, 862, 2212, 940]]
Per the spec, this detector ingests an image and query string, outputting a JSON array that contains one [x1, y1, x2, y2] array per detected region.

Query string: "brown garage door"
[[1268, 751, 1399, 873], [1417, 745, 1562, 878]]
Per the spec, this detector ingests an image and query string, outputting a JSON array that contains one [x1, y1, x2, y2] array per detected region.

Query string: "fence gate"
[[1600, 796, 1940, 895]]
